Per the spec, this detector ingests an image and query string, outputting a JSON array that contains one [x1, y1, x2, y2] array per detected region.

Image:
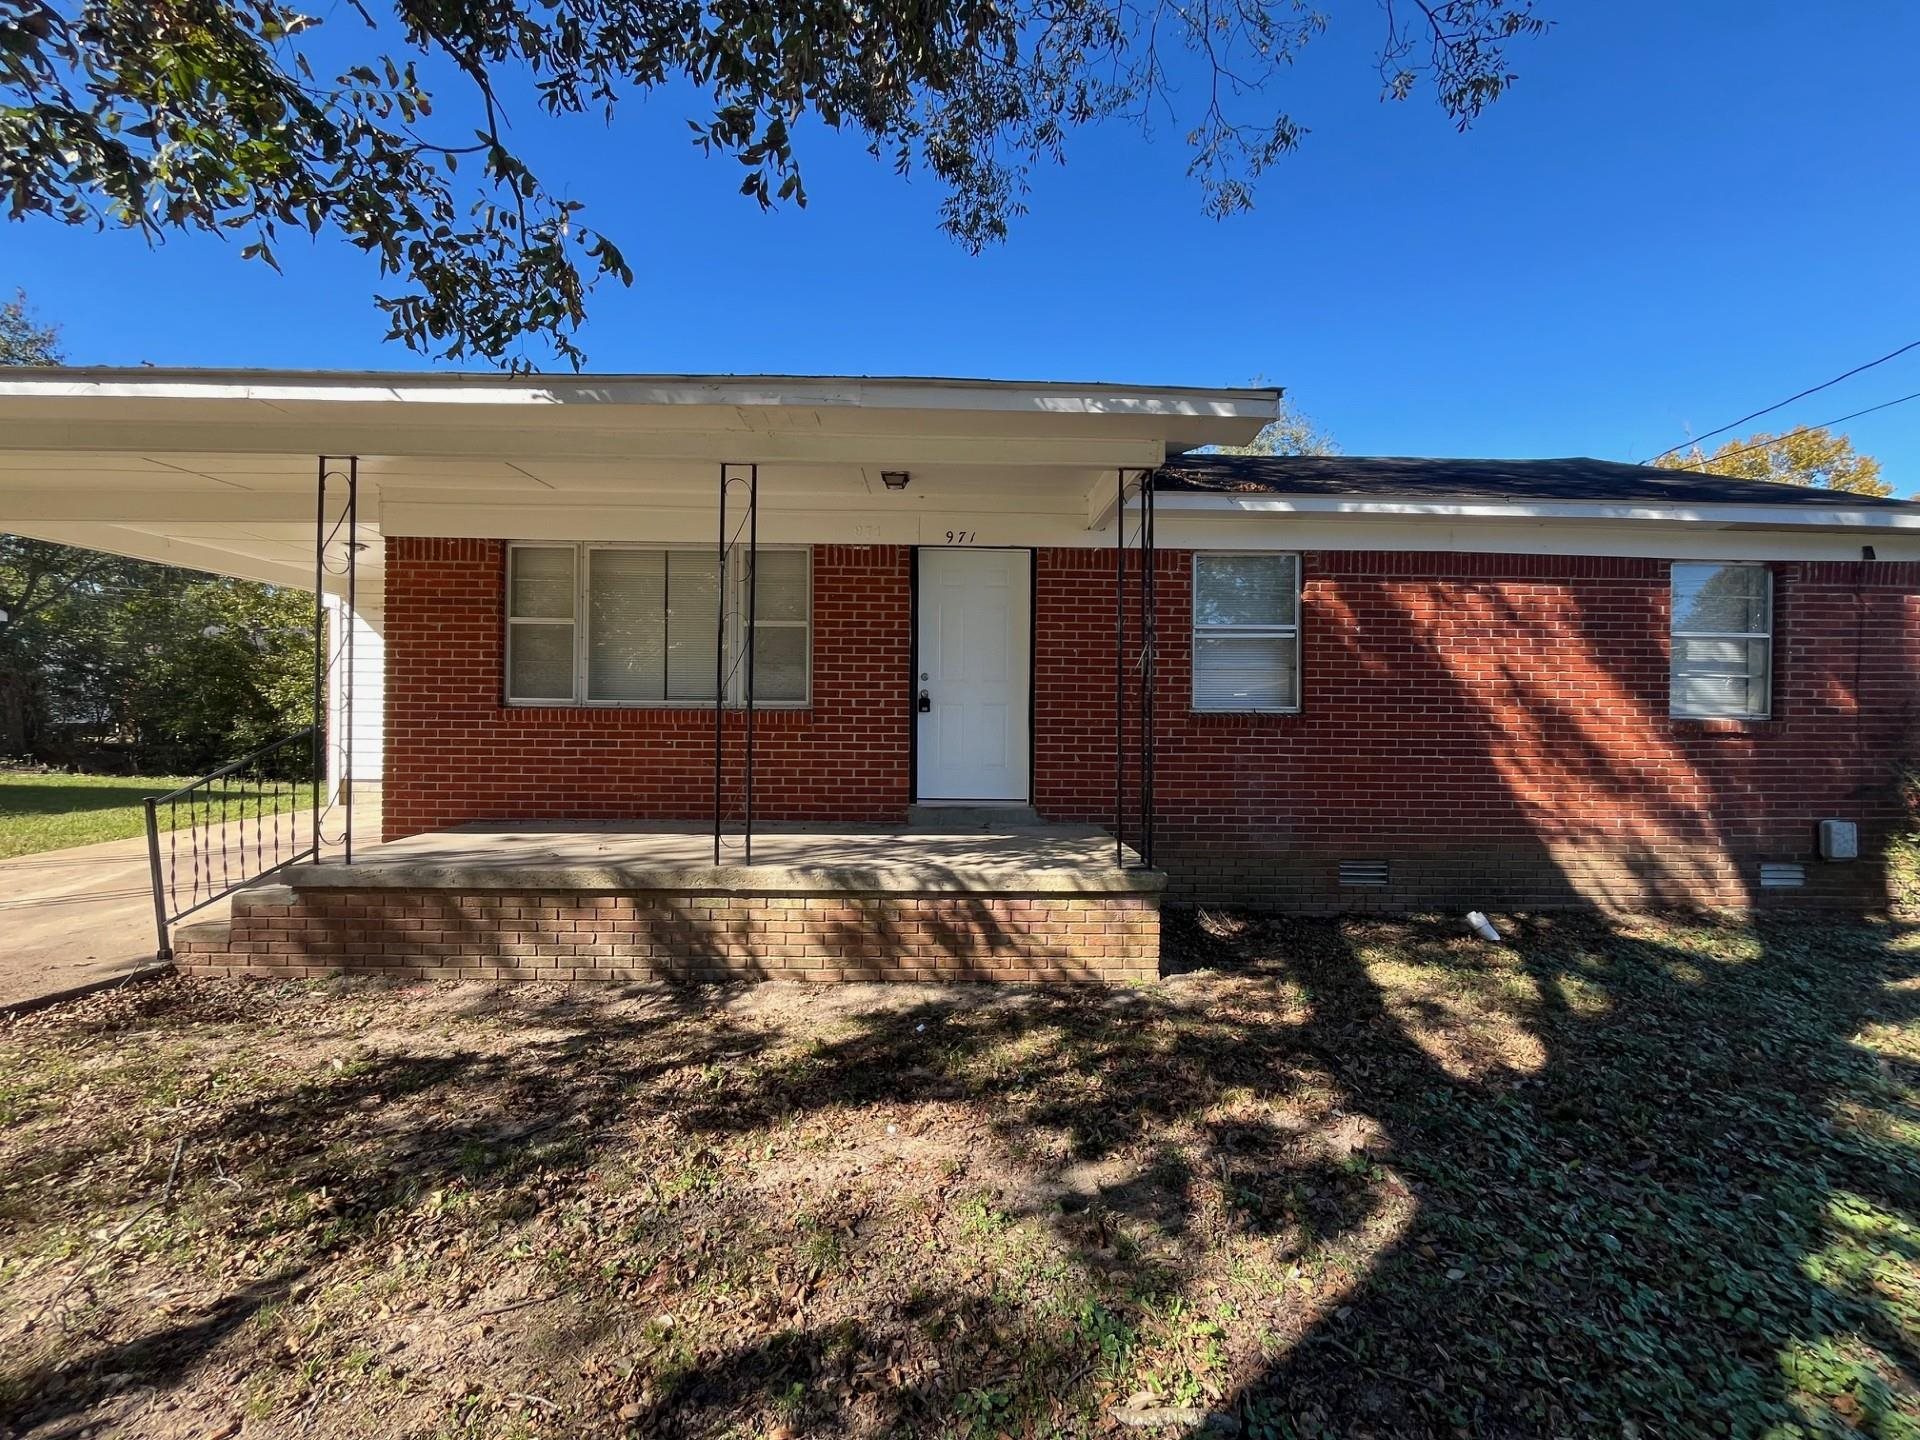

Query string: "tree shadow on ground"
[[0, 978, 753, 1434], [1186, 907, 1920, 1437], [650, 907, 1920, 1437], [5, 910, 1919, 1438]]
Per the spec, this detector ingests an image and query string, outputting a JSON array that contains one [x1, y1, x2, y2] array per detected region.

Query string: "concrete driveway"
[[0, 807, 380, 1011]]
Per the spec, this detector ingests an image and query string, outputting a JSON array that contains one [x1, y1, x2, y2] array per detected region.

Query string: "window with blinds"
[[505, 545, 577, 702], [1670, 563, 1771, 719], [506, 543, 810, 706], [1191, 553, 1300, 713]]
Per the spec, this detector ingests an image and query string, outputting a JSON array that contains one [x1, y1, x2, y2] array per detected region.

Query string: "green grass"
[[1, 910, 1917, 1437], [0, 770, 312, 860]]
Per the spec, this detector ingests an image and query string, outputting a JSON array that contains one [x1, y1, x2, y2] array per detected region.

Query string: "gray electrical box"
[[1819, 819, 1859, 862]]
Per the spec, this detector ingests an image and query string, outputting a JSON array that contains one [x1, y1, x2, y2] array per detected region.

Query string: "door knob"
[[917, 689, 932, 713]]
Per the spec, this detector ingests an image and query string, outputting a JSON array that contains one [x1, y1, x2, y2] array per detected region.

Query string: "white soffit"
[[0, 368, 1280, 462]]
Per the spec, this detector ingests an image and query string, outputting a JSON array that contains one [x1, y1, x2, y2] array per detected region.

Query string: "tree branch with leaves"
[[1213, 394, 1338, 456], [0, 0, 1548, 367], [1653, 427, 1892, 498]]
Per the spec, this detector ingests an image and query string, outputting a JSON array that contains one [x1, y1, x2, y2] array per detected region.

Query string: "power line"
[[1648, 337, 1920, 461], [1659, 387, 1920, 470]]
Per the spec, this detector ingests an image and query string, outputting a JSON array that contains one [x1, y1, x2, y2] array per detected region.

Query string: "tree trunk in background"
[[0, 668, 38, 759]]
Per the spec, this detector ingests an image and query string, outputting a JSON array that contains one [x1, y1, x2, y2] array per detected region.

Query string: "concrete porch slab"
[[276, 821, 1165, 896]]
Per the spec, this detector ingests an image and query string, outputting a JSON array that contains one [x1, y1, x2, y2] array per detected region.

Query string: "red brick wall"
[[385, 539, 1920, 909], [383, 539, 912, 837], [1036, 549, 1920, 908]]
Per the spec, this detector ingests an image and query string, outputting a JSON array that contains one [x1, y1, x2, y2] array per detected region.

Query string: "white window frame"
[[1669, 561, 1773, 721], [504, 543, 580, 705], [1191, 550, 1302, 714], [741, 549, 811, 711], [505, 541, 811, 708]]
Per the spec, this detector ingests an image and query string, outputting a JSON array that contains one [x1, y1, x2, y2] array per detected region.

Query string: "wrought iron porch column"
[[316, 455, 358, 863], [715, 465, 726, 864], [714, 463, 760, 864], [1114, 468, 1126, 868], [743, 464, 759, 864], [1111, 467, 1158, 871], [1139, 467, 1157, 869]]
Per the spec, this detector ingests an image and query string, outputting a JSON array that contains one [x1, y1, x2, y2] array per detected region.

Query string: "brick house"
[[3, 371, 1916, 982]]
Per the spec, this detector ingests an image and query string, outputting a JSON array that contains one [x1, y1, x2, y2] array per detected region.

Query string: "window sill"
[[499, 702, 814, 719], [1671, 714, 1773, 734], [1189, 708, 1302, 720]]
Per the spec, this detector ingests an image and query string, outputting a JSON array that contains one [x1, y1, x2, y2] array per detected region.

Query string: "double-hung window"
[[1669, 562, 1772, 719], [1192, 553, 1301, 713], [506, 543, 810, 706], [505, 545, 579, 701]]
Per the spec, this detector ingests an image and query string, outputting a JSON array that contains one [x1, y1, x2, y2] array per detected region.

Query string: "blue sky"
[[9, 1, 1920, 481]]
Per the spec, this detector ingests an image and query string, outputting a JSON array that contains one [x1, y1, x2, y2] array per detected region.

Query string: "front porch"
[[174, 822, 1165, 983]]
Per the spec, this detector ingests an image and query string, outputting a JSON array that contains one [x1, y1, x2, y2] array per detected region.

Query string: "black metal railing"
[[142, 450, 360, 962], [144, 728, 320, 960]]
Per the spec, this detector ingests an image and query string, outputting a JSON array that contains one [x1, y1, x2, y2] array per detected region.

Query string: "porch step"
[[170, 915, 234, 971], [905, 804, 1043, 828]]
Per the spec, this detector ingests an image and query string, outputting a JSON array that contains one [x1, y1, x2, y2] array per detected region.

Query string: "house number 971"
[[943, 530, 978, 545]]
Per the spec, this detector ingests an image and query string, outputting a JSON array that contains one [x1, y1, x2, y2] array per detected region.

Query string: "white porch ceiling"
[[0, 369, 1278, 588]]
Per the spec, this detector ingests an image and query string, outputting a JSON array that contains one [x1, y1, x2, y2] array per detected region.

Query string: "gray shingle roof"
[[1154, 453, 1920, 509]]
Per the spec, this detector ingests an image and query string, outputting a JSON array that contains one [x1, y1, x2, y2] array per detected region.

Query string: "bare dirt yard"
[[2, 909, 1917, 1439]]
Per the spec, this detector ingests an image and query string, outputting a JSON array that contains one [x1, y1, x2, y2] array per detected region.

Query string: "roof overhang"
[[0, 369, 1278, 461], [1159, 492, 1920, 533], [0, 368, 1279, 588]]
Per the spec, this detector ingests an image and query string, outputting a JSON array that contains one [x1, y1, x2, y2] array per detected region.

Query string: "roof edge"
[[1156, 491, 1920, 528], [0, 365, 1282, 407], [1157, 452, 1920, 512]]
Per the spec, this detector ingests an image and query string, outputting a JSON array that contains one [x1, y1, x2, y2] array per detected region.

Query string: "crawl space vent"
[[1758, 862, 1807, 890], [1339, 859, 1391, 888]]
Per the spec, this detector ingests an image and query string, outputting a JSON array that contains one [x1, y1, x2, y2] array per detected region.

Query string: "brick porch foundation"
[[171, 825, 1165, 984], [176, 887, 1159, 983]]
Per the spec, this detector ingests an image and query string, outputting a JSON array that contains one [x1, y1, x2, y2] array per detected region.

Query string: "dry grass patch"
[[1, 910, 1917, 1438]]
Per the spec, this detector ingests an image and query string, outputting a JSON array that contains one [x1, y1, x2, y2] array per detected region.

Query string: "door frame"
[[907, 545, 1038, 805]]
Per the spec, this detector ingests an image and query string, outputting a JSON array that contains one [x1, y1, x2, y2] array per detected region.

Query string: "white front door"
[[916, 548, 1032, 803]]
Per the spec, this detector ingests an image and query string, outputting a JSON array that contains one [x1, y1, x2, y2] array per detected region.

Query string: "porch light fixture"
[[881, 470, 911, 491]]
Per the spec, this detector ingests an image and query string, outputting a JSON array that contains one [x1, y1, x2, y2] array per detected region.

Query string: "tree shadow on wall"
[[1183, 574, 1920, 1433]]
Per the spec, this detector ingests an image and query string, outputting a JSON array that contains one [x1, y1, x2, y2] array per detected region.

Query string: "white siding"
[[325, 589, 384, 795]]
